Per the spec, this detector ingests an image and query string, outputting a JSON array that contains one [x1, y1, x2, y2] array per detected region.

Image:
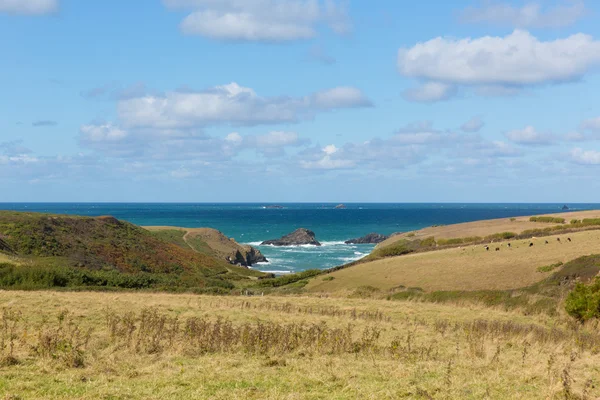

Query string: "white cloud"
[[570, 148, 600, 165], [164, 0, 350, 42], [80, 124, 128, 142], [300, 145, 355, 170], [460, 0, 586, 28], [0, 0, 57, 15], [398, 30, 600, 93], [117, 82, 371, 129], [504, 126, 555, 145], [461, 116, 485, 133], [402, 82, 457, 103], [311, 87, 372, 109]]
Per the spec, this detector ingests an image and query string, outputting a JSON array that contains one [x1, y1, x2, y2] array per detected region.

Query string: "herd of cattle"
[[483, 237, 572, 252]]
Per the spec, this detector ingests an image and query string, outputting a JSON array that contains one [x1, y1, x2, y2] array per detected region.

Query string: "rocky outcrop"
[[345, 233, 389, 244], [261, 228, 321, 246], [335, 204, 346, 209], [183, 228, 267, 267]]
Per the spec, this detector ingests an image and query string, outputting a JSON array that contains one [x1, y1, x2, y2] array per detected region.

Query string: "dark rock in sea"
[[345, 233, 389, 244], [562, 205, 569, 210], [261, 228, 321, 246], [335, 204, 347, 209], [264, 205, 284, 209]]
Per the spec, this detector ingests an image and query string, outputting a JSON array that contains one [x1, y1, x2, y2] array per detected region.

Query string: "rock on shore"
[[261, 228, 321, 246], [345, 233, 389, 244], [184, 228, 267, 267]]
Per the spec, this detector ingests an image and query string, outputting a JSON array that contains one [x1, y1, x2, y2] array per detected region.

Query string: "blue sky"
[[2, 0, 600, 202]]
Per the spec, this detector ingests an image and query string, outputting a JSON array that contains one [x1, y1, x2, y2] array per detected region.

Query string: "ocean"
[[0, 203, 596, 274]]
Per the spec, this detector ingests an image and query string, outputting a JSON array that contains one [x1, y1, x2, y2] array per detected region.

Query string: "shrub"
[[565, 279, 600, 322], [485, 232, 517, 241], [536, 262, 563, 273], [529, 216, 566, 224], [571, 219, 581, 225], [419, 237, 436, 248], [255, 269, 322, 288], [322, 276, 334, 281]]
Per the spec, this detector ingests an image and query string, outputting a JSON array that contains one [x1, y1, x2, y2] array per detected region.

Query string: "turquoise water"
[[0, 203, 596, 274]]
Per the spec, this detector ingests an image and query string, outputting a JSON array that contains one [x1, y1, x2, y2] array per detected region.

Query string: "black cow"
[[529, 242, 534, 247]]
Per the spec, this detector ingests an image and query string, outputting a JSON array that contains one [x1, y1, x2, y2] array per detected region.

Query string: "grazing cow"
[[507, 243, 511, 248], [557, 238, 561, 242], [529, 242, 534, 247], [495, 247, 500, 251], [545, 240, 549, 244], [568, 237, 572, 242], [484, 245, 489, 251]]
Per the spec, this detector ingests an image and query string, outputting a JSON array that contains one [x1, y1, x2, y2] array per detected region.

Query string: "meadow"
[[1, 290, 600, 399], [307, 229, 600, 293]]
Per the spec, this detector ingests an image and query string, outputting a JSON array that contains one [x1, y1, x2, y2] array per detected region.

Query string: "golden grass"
[[379, 210, 600, 247], [1, 290, 600, 399], [307, 229, 600, 293]]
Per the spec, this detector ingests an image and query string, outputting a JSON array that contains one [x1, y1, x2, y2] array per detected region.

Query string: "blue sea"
[[0, 203, 597, 274]]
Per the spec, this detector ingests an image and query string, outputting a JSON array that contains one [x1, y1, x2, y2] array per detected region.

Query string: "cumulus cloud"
[[461, 116, 485, 133], [117, 82, 371, 129], [402, 82, 457, 103], [163, 0, 350, 42], [300, 144, 355, 170], [0, 0, 57, 15], [570, 147, 600, 165], [460, 0, 586, 28], [229, 131, 309, 157], [504, 126, 555, 145], [398, 30, 600, 97]]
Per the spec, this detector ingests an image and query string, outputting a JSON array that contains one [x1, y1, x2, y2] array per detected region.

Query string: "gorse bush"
[[0, 263, 233, 292], [255, 269, 322, 288], [565, 278, 600, 322], [529, 217, 566, 224]]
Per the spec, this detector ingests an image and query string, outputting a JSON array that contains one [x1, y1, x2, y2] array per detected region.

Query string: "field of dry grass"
[[378, 210, 600, 248], [1, 290, 600, 399], [307, 229, 600, 293]]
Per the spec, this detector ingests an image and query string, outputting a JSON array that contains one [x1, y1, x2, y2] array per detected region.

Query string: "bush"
[[529, 216, 566, 224], [565, 279, 600, 321], [485, 232, 517, 241], [571, 219, 581, 225], [536, 262, 563, 273], [255, 269, 322, 288]]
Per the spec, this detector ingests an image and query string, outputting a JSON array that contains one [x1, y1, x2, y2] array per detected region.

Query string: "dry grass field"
[[378, 210, 600, 248], [1, 290, 600, 399], [307, 229, 600, 293]]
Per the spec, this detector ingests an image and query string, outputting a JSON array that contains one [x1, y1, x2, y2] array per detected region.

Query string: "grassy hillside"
[[377, 210, 600, 250], [0, 211, 264, 291], [1, 290, 599, 399], [307, 229, 600, 294], [146, 226, 266, 267]]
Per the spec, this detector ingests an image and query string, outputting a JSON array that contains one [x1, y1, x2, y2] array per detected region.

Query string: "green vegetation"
[[0, 212, 266, 293], [255, 269, 322, 288], [529, 216, 566, 224], [565, 278, 600, 321], [322, 276, 335, 281], [536, 262, 563, 273], [386, 255, 600, 318], [437, 236, 482, 246]]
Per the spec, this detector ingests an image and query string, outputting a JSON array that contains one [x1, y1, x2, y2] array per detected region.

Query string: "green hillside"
[[0, 211, 264, 291]]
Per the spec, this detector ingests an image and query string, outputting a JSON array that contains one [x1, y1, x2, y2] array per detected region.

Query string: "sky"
[[2, 0, 600, 202]]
